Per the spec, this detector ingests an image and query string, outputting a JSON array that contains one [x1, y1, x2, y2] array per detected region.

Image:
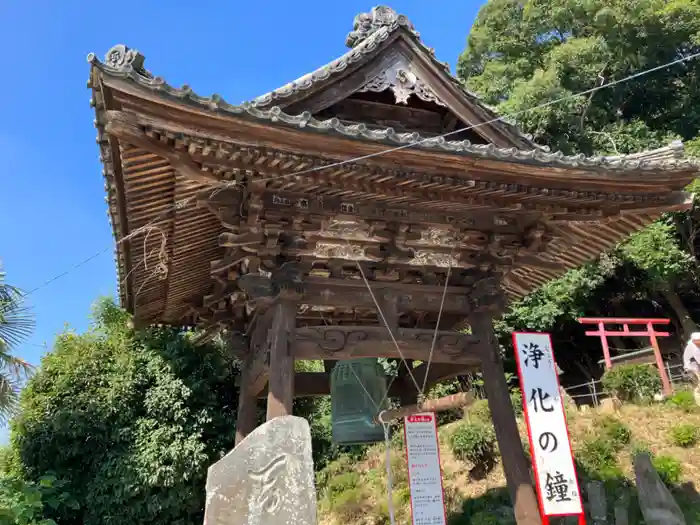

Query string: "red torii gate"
[[578, 317, 673, 396]]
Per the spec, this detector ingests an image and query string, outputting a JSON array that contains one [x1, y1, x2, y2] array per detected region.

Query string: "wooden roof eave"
[[95, 72, 698, 198], [91, 66, 138, 313]]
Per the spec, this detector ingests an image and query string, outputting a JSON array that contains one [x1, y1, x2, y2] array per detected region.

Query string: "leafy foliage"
[[668, 390, 698, 412], [669, 423, 699, 447], [621, 222, 694, 285], [0, 473, 77, 525], [577, 437, 623, 481], [598, 416, 632, 448], [449, 421, 497, 469], [601, 364, 662, 403], [653, 455, 684, 485], [10, 298, 240, 525], [459, 0, 700, 154]]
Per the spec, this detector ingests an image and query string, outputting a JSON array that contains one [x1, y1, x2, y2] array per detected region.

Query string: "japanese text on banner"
[[513, 332, 583, 517], [404, 413, 446, 525]]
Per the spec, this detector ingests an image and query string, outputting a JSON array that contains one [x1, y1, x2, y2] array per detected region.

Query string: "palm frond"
[[0, 373, 20, 424], [0, 266, 35, 352]]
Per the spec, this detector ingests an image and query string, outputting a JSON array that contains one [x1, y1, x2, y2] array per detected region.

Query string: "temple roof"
[[89, 50, 699, 174], [248, 5, 536, 149], [86, 6, 698, 330]]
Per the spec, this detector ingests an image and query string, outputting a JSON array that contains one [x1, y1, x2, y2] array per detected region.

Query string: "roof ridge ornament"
[[345, 5, 418, 48], [103, 44, 153, 78]]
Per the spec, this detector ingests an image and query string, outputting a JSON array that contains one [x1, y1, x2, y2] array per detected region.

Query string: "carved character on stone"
[[203, 416, 316, 525]]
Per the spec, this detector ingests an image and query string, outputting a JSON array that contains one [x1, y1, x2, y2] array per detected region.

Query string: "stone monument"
[[203, 416, 317, 525]]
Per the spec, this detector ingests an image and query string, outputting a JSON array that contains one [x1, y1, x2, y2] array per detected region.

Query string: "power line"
[[22, 49, 700, 297]]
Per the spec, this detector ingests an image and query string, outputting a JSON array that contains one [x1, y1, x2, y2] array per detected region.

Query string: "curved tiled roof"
[[89, 51, 700, 174], [248, 6, 538, 148]]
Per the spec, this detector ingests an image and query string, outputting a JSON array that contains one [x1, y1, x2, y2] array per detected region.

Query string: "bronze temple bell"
[[330, 358, 389, 444]]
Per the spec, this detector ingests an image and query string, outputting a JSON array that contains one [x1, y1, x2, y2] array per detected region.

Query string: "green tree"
[[459, 0, 700, 155], [11, 298, 241, 525], [461, 0, 700, 351], [620, 222, 697, 337], [0, 264, 34, 423]]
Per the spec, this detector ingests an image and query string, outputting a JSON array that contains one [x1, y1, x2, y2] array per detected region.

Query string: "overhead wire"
[[18, 49, 700, 298]]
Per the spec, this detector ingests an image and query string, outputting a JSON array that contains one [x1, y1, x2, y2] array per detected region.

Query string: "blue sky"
[[0, 1, 485, 440]]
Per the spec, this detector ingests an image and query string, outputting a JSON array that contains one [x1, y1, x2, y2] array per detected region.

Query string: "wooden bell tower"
[[89, 6, 697, 525]]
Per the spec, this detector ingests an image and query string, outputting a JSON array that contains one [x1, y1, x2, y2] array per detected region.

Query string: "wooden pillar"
[[234, 313, 271, 445], [472, 314, 542, 525], [266, 297, 297, 420], [647, 322, 673, 397], [399, 360, 419, 405], [599, 322, 613, 369], [235, 355, 258, 446]]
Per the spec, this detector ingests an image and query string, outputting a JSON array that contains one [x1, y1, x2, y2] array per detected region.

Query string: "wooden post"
[[399, 359, 419, 406], [472, 314, 542, 525], [647, 322, 673, 397], [235, 355, 258, 446], [266, 298, 297, 420], [599, 322, 613, 369]]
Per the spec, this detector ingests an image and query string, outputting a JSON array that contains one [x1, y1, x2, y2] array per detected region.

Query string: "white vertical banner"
[[512, 332, 584, 518], [404, 413, 447, 525]]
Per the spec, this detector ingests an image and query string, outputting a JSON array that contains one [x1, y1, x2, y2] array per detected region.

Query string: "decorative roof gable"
[[345, 5, 420, 48], [250, 6, 538, 149]]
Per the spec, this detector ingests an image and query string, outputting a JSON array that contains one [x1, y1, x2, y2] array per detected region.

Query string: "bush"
[[601, 364, 661, 403], [577, 438, 623, 481], [669, 423, 699, 448], [467, 399, 492, 423], [11, 299, 241, 525], [598, 416, 632, 449], [450, 421, 497, 468], [0, 473, 77, 525], [653, 455, 683, 485], [668, 390, 697, 412]]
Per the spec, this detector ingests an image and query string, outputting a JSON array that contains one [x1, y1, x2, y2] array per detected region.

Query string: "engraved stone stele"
[[633, 453, 686, 525], [587, 480, 608, 524], [203, 415, 317, 525]]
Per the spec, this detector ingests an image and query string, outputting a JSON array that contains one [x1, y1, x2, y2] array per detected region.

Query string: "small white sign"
[[513, 332, 583, 517], [404, 412, 447, 525]]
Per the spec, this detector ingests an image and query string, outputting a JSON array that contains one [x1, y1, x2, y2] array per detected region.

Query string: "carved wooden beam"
[[293, 326, 482, 364], [238, 273, 502, 314], [103, 110, 220, 184], [258, 189, 537, 228], [256, 371, 406, 398]]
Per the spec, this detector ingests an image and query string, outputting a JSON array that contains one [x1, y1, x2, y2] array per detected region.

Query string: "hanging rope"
[[333, 236, 457, 525], [420, 249, 454, 398], [382, 415, 397, 525], [352, 257, 422, 395]]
